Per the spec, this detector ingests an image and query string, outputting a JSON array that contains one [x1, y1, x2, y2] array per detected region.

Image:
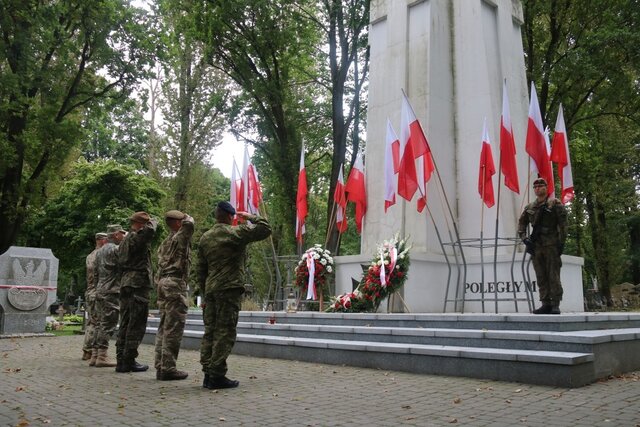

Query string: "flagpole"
[[493, 148, 503, 314], [480, 164, 486, 313]]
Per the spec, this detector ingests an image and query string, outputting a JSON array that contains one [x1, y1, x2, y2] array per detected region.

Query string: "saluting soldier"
[[198, 201, 271, 390], [82, 232, 108, 360], [116, 211, 157, 373], [518, 178, 568, 314], [154, 210, 194, 381], [90, 225, 126, 367]]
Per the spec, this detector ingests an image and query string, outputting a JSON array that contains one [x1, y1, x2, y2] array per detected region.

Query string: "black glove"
[[523, 237, 535, 256]]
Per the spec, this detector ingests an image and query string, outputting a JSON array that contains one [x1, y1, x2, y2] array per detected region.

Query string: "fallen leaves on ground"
[[453, 397, 461, 404], [448, 418, 458, 423]]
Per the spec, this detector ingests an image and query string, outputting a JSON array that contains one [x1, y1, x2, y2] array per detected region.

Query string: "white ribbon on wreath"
[[379, 245, 398, 287], [305, 253, 317, 300]]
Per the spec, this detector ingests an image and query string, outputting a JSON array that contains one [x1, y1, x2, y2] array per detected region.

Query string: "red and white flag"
[[295, 142, 308, 243], [399, 93, 434, 212], [525, 82, 553, 189], [241, 145, 262, 214], [543, 127, 556, 198], [345, 148, 367, 234], [333, 165, 348, 233], [478, 119, 496, 208], [499, 80, 519, 194], [550, 104, 574, 204], [230, 158, 242, 224], [384, 119, 400, 212]]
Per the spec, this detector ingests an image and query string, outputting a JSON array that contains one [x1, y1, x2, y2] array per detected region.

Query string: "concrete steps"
[[144, 311, 640, 388]]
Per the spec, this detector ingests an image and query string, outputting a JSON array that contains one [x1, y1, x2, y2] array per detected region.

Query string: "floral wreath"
[[294, 244, 334, 300], [329, 235, 411, 312]]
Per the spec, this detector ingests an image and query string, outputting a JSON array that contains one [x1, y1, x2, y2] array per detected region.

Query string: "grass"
[[51, 324, 84, 336]]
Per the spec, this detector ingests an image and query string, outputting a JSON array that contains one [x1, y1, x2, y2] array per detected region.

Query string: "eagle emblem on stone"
[[12, 259, 47, 287]]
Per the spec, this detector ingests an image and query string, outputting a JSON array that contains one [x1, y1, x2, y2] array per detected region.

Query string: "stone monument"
[[334, 0, 584, 313], [0, 247, 59, 334]]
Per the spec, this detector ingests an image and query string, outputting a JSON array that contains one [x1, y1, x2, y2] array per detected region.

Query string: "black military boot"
[[549, 304, 561, 315], [204, 375, 239, 390], [532, 304, 552, 314], [128, 359, 149, 372], [115, 357, 128, 373], [202, 373, 210, 388]]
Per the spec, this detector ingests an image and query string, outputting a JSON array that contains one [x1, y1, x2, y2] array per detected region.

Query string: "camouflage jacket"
[[197, 214, 271, 296], [95, 242, 120, 295], [518, 197, 567, 247], [119, 219, 157, 289], [85, 248, 99, 297], [156, 217, 194, 282]]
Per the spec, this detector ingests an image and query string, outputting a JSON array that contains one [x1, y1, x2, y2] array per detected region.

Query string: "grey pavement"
[[1, 335, 639, 427]]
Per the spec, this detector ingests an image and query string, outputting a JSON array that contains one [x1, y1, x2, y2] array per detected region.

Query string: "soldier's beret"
[[164, 209, 186, 220], [533, 178, 547, 187], [216, 201, 236, 215], [106, 224, 125, 234], [95, 232, 108, 240], [129, 211, 150, 223]]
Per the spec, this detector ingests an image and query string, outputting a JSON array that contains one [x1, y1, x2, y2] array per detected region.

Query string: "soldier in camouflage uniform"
[[91, 225, 126, 367], [198, 201, 271, 390], [518, 178, 568, 314], [154, 210, 194, 381], [82, 232, 108, 360], [116, 211, 157, 373]]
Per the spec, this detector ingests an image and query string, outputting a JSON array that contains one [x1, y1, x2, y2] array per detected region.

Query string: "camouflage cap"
[[106, 224, 125, 234], [216, 201, 236, 215], [165, 209, 186, 220], [95, 232, 108, 240], [129, 211, 150, 223], [533, 178, 547, 187]]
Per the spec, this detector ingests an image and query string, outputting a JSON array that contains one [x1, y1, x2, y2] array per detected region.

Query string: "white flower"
[[327, 266, 333, 273], [320, 258, 327, 265], [384, 260, 389, 265], [313, 253, 320, 260], [377, 260, 382, 266], [399, 254, 404, 259]]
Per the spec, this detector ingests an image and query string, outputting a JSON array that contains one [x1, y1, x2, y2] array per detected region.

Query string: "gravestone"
[[0, 247, 59, 334]]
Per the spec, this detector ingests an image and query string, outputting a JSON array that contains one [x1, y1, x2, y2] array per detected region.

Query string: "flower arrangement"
[[294, 244, 335, 302], [329, 235, 411, 313]]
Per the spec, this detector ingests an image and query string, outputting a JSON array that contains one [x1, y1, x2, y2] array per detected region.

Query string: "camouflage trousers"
[[532, 244, 563, 304], [200, 288, 244, 378], [82, 293, 97, 351], [116, 286, 150, 361], [153, 277, 188, 373], [92, 293, 120, 349]]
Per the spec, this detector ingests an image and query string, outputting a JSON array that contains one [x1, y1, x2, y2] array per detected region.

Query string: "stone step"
[[143, 326, 595, 387]]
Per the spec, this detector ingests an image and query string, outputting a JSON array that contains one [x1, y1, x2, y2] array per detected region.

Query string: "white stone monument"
[[0, 247, 59, 333], [334, 0, 584, 313]]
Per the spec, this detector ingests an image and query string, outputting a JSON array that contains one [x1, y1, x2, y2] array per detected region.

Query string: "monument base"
[[335, 253, 584, 313], [0, 311, 48, 334]]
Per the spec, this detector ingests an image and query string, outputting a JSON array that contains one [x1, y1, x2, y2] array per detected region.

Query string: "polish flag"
[[500, 80, 520, 194], [345, 149, 367, 234], [550, 104, 574, 204], [247, 163, 262, 213], [400, 93, 434, 212], [333, 165, 348, 233], [296, 142, 308, 242], [543, 127, 556, 198], [230, 158, 242, 225], [525, 82, 553, 189], [478, 119, 496, 208], [384, 119, 400, 212]]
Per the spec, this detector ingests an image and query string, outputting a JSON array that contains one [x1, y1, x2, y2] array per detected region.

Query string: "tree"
[[195, 0, 325, 252], [0, 1, 156, 254], [154, 0, 228, 210], [523, 0, 640, 303]]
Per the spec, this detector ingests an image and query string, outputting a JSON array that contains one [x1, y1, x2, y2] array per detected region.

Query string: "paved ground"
[[1, 335, 639, 427]]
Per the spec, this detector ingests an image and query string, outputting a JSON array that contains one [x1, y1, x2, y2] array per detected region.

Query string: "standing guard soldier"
[[82, 232, 108, 360], [90, 225, 126, 367], [154, 210, 194, 381], [116, 211, 157, 372], [198, 201, 271, 390], [518, 178, 568, 314]]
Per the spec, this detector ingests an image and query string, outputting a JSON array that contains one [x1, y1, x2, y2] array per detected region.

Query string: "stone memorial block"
[[0, 247, 59, 334]]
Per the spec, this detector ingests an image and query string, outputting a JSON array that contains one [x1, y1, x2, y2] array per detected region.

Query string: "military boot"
[[549, 304, 561, 315], [158, 370, 189, 381], [120, 359, 149, 373], [82, 349, 92, 360], [95, 349, 117, 367], [204, 375, 239, 390], [532, 304, 552, 314], [88, 348, 98, 366]]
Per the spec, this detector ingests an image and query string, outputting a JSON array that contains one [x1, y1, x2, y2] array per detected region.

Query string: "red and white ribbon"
[[305, 253, 317, 300], [379, 247, 387, 287], [379, 245, 398, 288]]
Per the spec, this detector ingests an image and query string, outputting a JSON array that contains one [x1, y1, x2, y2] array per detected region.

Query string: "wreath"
[[294, 244, 334, 300], [329, 235, 411, 312]]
